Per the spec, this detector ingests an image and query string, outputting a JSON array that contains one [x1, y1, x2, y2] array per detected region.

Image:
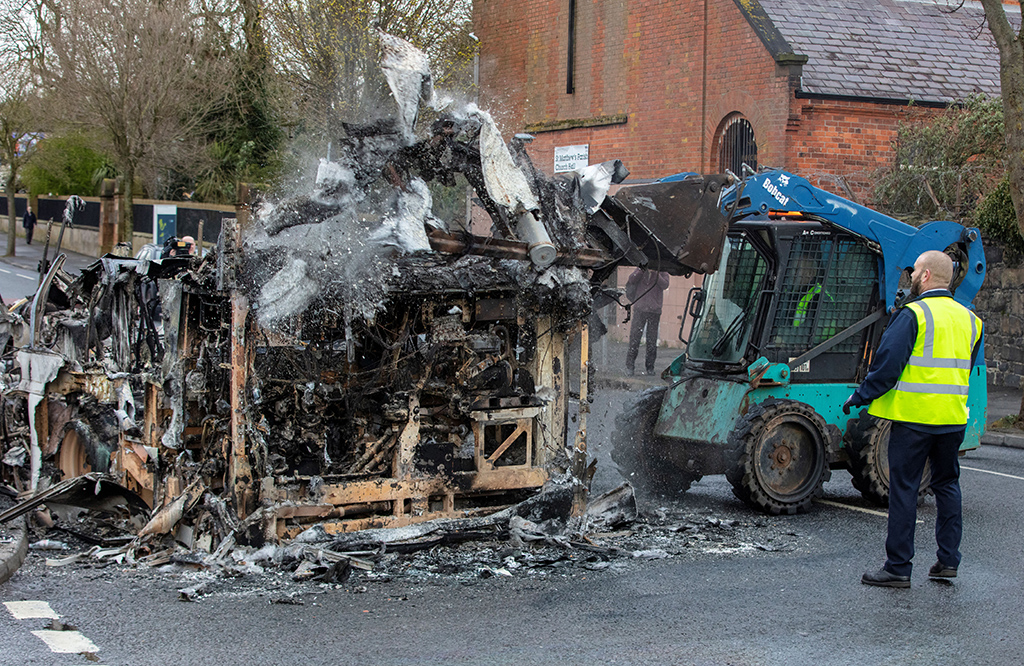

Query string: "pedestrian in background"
[[843, 251, 983, 588], [22, 206, 36, 245], [625, 268, 670, 376]]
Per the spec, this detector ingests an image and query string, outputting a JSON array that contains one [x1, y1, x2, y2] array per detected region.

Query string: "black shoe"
[[861, 567, 910, 588], [928, 561, 957, 578]]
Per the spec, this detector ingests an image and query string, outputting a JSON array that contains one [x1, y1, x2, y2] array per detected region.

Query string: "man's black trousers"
[[885, 422, 964, 576], [626, 310, 661, 374]]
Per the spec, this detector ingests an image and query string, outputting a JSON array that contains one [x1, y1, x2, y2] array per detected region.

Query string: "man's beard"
[[909, 273, 923, 298]]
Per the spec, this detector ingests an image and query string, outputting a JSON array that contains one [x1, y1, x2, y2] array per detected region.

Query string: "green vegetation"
[[873, 96, 1004, 222], [975, 177, 1024, 258], [0, 0, 476, 220], [21, 133, 109, 197]]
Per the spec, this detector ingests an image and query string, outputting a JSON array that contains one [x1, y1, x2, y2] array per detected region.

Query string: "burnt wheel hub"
[[754, 414, 824, 501], [770, 442, 793, 468]]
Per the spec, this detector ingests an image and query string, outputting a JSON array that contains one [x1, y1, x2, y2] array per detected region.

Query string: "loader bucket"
[[589, 173, 732, 276]]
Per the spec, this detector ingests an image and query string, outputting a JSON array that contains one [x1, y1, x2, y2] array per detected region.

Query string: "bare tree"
[[34, 0, 230, 247], [979, 2, 1024, 418], [0, 0, 42, 256], [265, 0, 475, 147], [980, 1, 1024, 239], [0, 69, 38, 257]]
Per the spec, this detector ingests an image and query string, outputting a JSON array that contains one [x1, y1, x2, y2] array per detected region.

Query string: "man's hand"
[[843, 395, 856, 415]]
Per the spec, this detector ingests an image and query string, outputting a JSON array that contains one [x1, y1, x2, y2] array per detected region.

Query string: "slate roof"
[[753, 0, 1013, 103]]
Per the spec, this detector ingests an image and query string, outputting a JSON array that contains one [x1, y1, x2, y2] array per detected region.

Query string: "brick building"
[[474, 0, 1008, 351]]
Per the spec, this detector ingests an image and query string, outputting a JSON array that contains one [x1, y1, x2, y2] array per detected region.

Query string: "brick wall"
[[786, 98, 936, 203], [973, 243, 1024, 389], [473, 0, 951, 345], [475, 0, 795, 180], [702, 0, 793, 173], [475, 0, 945, 196]]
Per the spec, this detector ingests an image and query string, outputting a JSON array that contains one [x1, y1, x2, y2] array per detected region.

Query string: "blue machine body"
[[653, 169, 987, 457]]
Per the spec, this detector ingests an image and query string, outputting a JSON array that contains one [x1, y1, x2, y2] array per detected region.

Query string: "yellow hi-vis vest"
[[868, 296, 982, 426]]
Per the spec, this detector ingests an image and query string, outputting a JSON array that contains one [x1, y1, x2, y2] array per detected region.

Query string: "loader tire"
[[726, 399, 830, 515], [845, 411, 931, 507], [611, 387, 701, 496]]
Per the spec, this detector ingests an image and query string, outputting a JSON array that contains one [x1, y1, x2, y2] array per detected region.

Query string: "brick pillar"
[[98, 178, 119, 254], [235, 182, 251, 229]]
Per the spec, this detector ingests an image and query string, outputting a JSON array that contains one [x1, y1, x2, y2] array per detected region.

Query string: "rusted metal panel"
[[116, 443, 154, 503], [530, 316, 564, 467], [47, 371, 118, 403], [654, 376, 751, 446], [571, 324, 589, 515], [394, 394, 421, 480], [229, 294, 253, 519], [475, 298, 517, 321]]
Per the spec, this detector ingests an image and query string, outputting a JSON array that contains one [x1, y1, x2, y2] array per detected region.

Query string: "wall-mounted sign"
[[554, 144, 589, 173], [154, 204, 178, 245]]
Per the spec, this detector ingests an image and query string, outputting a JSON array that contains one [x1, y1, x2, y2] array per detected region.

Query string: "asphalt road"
[[2, 388, 1023, 665], [0, 242, 96, 305], [0, 258, 44, 304]]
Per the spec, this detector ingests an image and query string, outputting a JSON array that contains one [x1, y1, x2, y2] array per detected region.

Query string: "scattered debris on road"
[[0, 32, 733, 587]]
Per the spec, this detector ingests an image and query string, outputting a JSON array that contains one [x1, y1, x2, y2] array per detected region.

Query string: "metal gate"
[[718, 116, 757, 175]]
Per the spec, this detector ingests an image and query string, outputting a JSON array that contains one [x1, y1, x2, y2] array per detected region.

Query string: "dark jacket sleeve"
[[849, 307, 917, 406]]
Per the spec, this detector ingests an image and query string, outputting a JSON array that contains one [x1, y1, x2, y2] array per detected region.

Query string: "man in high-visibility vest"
[[793, 282, 837, 340], [843, 250, 983, 588]]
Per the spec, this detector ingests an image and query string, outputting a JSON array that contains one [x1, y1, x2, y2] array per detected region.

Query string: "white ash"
[[256, 257, 320, 329], [472, 104, 540, 215], [378, 31, 434, 141], [367, 178, 437, 253]]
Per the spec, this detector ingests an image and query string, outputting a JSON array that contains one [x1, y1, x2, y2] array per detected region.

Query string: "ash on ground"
[[14, 497, 803, 602]]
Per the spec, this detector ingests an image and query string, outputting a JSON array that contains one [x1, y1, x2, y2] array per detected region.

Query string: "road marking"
[[17, 273, 34, 280], [0, 267, 10, 273], [815, 499, 888, 517], [962, 465, 1024, 481], [6, 600, 102, 657], [4, 600, 59, 619], [30, 630, 99, 653], [814, 499, 922, 523]]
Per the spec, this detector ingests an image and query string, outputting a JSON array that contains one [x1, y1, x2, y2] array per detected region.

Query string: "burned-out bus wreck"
[[0, 37, 727, 559]]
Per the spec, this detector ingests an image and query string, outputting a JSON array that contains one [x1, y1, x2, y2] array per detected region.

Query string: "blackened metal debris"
[[0, 33, 731, 581]]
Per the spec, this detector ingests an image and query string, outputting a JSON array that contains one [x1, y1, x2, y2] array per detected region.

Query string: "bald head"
[[911, 250, 954, 296]]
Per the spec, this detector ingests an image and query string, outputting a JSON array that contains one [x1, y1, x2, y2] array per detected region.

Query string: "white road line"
[[7, 600, 103, 657], [4, 600, 59, 619], [814, 499, 922, 523], [962, 465, 1024, 481], [0, 267, 11, 273], [16, 273, 34, 280], [30, 630, 99, 653]]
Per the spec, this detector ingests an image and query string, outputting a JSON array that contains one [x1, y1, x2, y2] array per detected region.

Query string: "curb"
[[0, 516, 29, 585], [981, 430, 1024, 450]]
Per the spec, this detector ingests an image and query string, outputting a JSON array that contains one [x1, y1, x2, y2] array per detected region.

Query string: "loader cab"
[[682, 219, 883, 383]]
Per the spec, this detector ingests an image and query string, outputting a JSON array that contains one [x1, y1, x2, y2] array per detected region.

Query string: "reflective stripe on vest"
[[868, 297, 982, 425]]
